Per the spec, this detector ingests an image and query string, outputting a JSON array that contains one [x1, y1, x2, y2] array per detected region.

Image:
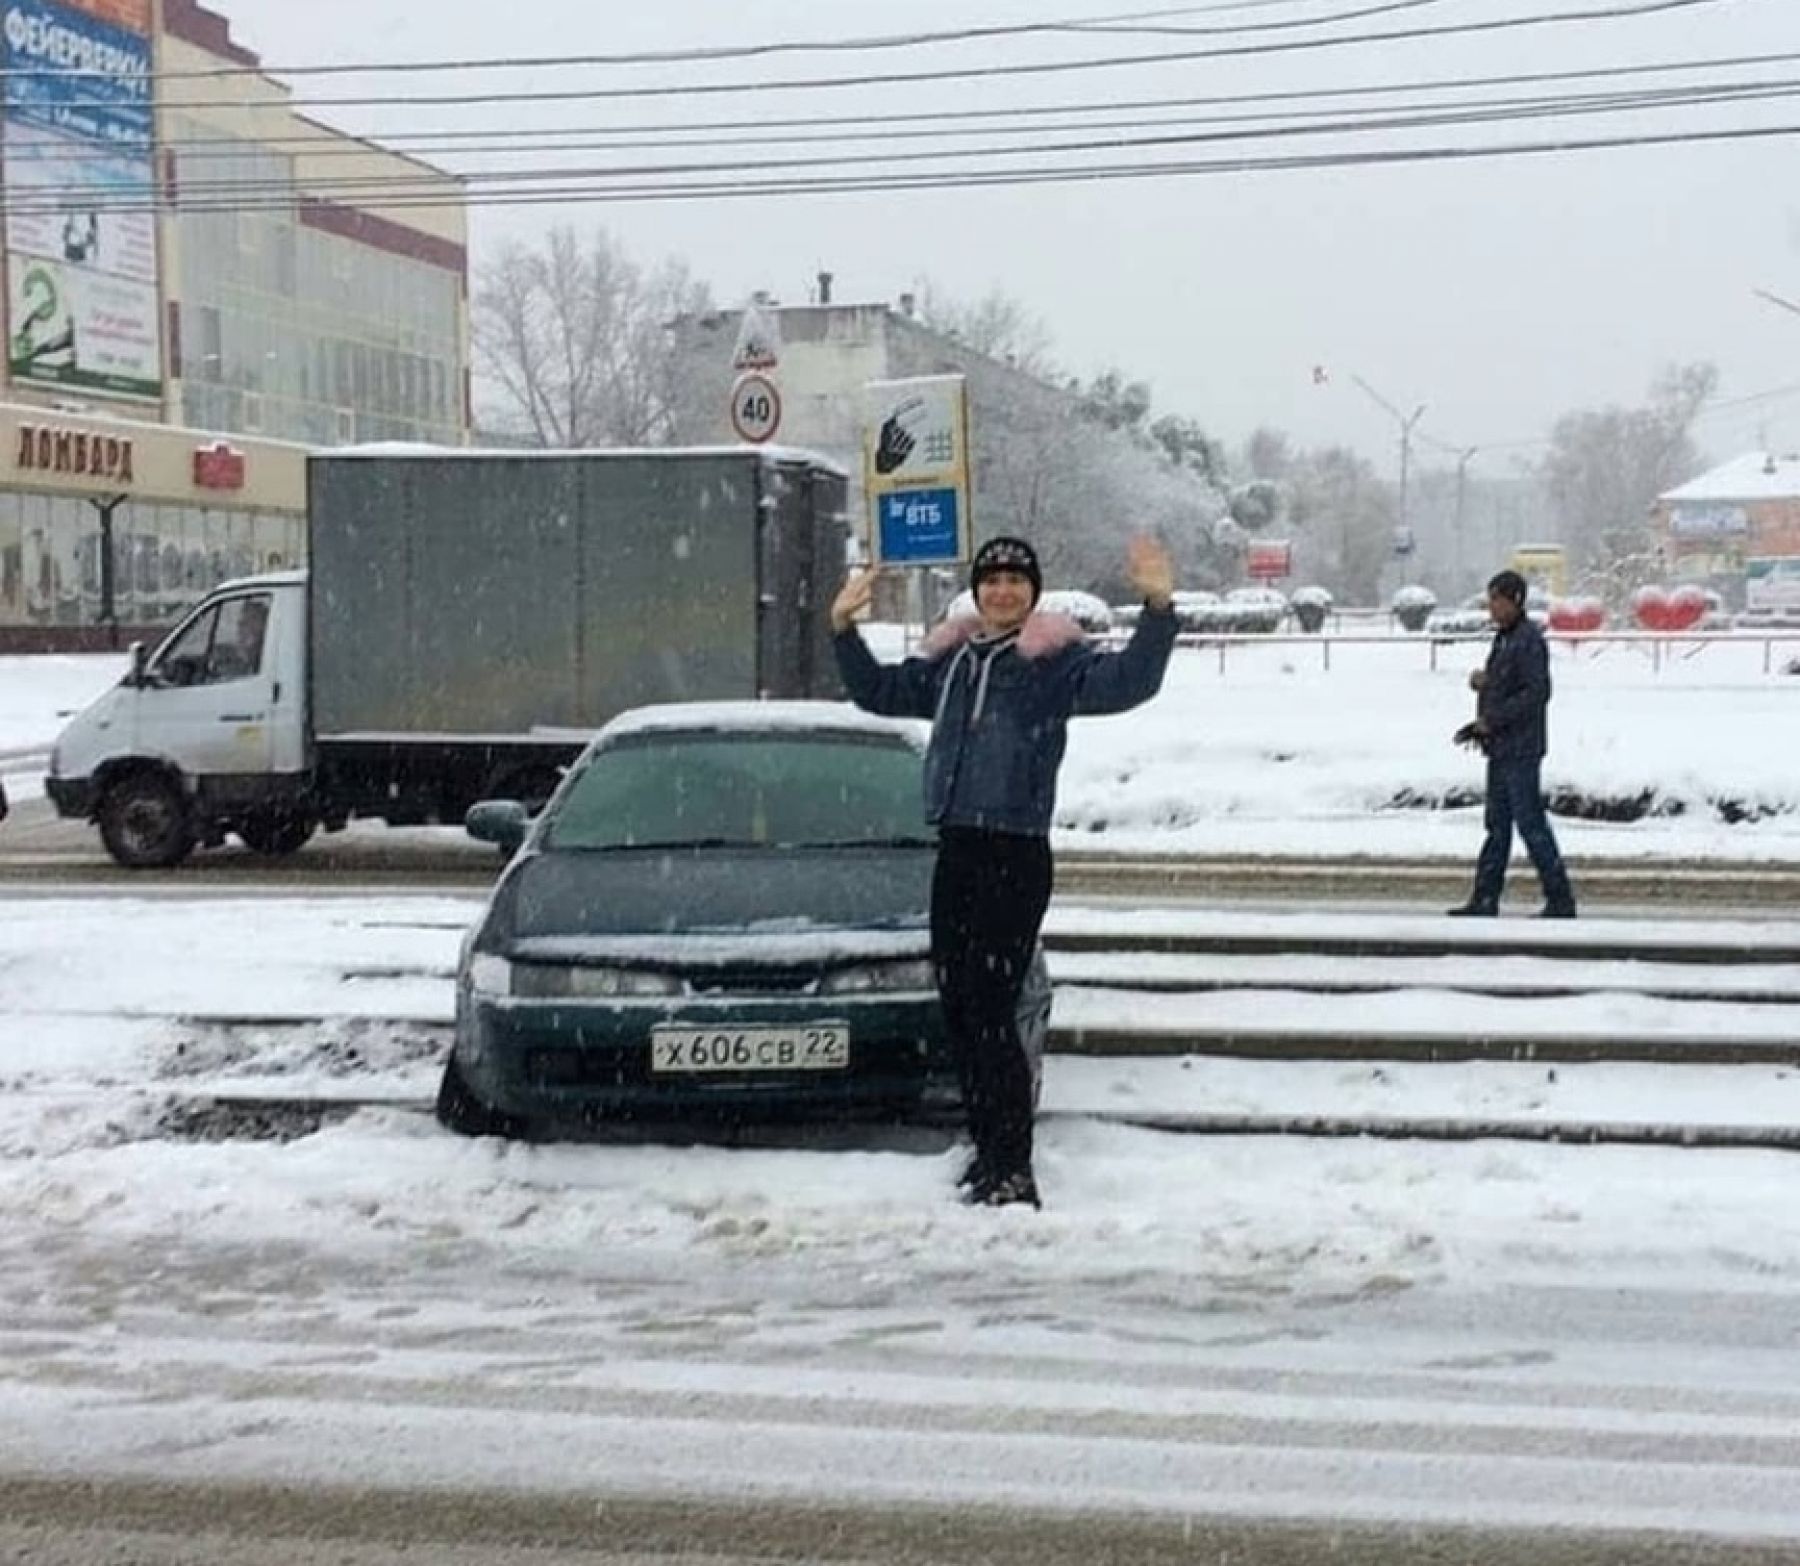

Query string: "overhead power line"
[[0, 72, 1768, 168], [123, 49, 1800, 160], [37, 0, 1737, 114], [13, 0, 1464, 82], [2, 121, 1791, 217], [75, 79, 1786, 167], [14, 81, 1783, 209], [7, 83, 1789, 209]]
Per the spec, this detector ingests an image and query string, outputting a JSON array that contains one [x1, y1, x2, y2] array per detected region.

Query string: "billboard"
[[2, 0, 160, 401], [862, 375, 973, 568], [1246, 539, 1292, 581], [1746, 556, 1800, 617], [1669, 503, 1751, 540]]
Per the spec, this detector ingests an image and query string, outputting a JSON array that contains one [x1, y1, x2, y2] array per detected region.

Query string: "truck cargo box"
[[307, 447, 847, 739]]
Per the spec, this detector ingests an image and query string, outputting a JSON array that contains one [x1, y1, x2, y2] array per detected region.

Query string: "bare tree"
[[472, 226, 712, 447], [1541, 361, 1717, 586], [909, 278, 1057, 377]]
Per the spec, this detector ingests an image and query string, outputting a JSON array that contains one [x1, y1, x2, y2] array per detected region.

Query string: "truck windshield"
[[545, 733, 930, 852]]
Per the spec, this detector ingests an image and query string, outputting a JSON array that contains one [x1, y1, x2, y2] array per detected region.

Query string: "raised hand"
[[830, 568, 878, 633], [1125, 535, 1175, 608]]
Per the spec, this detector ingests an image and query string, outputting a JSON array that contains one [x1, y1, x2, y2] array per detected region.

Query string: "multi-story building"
[[0, 0, 469, 649]]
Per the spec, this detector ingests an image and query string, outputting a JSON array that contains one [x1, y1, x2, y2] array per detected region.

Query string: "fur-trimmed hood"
[[918, 611, 1086, 662]]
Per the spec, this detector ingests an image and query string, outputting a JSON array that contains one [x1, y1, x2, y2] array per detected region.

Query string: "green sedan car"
[[437, 702, 1046, 1139]]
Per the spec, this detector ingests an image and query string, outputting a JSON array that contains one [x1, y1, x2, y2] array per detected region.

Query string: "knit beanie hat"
[[970, 536, 1042, 604]]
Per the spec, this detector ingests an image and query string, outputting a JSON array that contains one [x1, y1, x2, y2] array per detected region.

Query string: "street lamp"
[[1351, 374, 1427, 546], [1453, 446, 1478, 593]]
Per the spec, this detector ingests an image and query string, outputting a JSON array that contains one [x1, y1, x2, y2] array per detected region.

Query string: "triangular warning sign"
[[732, 303, 782, 372]]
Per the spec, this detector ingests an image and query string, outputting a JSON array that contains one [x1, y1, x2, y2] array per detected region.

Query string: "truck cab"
[[47, 572, 312, 867]]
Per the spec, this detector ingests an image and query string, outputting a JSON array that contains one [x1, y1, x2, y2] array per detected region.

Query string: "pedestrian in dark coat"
[[1449, 569, 1577, 918], [830, 535, 1178, 1207]]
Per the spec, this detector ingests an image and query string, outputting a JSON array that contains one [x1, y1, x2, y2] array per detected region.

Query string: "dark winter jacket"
[[834, 604, 1178, 838], [1478, 614, 1551, 762]]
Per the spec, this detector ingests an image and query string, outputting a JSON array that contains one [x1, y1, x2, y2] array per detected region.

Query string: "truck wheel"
[[98, 774, 196, 869], [238, 811, 317, 856], [434, 1053, 525, 1139]]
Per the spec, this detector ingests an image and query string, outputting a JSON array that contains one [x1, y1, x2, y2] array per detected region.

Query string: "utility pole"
[[1351, 374, 1427, 544], [1453, 446, 1477, 594]]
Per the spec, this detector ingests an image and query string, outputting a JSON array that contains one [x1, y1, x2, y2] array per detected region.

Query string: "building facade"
[[1654, 452, 1800, 610], [671, 294, 1088, 547], [0, 0, 469, 648]]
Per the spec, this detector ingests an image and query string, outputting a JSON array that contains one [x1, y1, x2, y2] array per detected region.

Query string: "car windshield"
[[545, 731, 930, 852]]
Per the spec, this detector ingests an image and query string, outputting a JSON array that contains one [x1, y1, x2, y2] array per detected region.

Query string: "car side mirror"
[[127, 640, 147, 687], [466, 799, 530, 852]]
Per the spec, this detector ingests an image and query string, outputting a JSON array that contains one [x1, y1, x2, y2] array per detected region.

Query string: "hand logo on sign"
[[874, 414, 916, 474], [873, 396, 926, 474]]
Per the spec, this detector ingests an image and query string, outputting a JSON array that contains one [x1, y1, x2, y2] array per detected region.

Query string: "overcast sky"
[[209, 0, 1800, 477]]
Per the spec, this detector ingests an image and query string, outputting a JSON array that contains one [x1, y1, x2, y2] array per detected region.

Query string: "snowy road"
[[5, 1187, 1800, 1556], [3, 893, 1800, 1551]]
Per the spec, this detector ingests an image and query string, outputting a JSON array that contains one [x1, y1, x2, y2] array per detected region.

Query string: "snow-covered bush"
[[1169, 588, 1286, 635], [1391, 584, 1438, 632], [1425, 593, 1489, 637], [1290, 584, 1333, 633], [1224, 587, 1288, 634]]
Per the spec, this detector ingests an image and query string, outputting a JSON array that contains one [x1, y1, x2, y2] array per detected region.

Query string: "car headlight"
[[468, 953, 513, 996], [511, 964, 682, 999], [48, 742, 62, 778], [818, 959, 935, 995]]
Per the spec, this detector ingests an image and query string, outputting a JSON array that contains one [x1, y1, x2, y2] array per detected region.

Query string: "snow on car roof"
[[597, 700, 926, 747]]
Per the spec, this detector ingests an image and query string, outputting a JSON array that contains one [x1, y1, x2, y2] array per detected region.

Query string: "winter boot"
[[969, 1167, 1041, 1210]]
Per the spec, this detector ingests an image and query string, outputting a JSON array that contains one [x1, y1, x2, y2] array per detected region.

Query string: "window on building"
[[198, 306, 222, 382]]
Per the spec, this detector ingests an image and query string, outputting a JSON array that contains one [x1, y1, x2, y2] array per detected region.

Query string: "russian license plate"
[[651, 1024, 850, 1074]]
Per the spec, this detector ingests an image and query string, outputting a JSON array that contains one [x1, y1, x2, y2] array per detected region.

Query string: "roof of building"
[[1660, 452, 1800, 503]]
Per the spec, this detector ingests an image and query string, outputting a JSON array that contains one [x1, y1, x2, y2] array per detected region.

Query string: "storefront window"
[[0, 491, 20, 618]]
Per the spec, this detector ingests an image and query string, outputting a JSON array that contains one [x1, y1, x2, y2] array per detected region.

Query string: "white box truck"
[[46, 446, 847, 867]]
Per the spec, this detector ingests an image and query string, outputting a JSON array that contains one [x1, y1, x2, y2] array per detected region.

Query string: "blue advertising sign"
[[878, 487, 961, 565], [2, 0, 152, 153]]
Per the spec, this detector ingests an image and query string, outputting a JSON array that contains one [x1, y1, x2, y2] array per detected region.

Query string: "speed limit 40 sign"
[[730, 372, 782, 444]]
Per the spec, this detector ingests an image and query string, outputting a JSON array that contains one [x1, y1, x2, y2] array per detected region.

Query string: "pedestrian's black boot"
[[1537, 902, 1577, 919], [955, 1148, 989, 1191], [969, 1168, 1040, 1210], [1446, 902, 1498, 918]]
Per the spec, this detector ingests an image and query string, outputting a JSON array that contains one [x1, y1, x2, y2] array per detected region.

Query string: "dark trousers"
[[931, 826, 1054, 1179], [1473, 757, 1575, 910]]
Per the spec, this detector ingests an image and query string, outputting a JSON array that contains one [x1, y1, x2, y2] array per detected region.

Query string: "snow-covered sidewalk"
[[6, 634, 1800, 858]]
